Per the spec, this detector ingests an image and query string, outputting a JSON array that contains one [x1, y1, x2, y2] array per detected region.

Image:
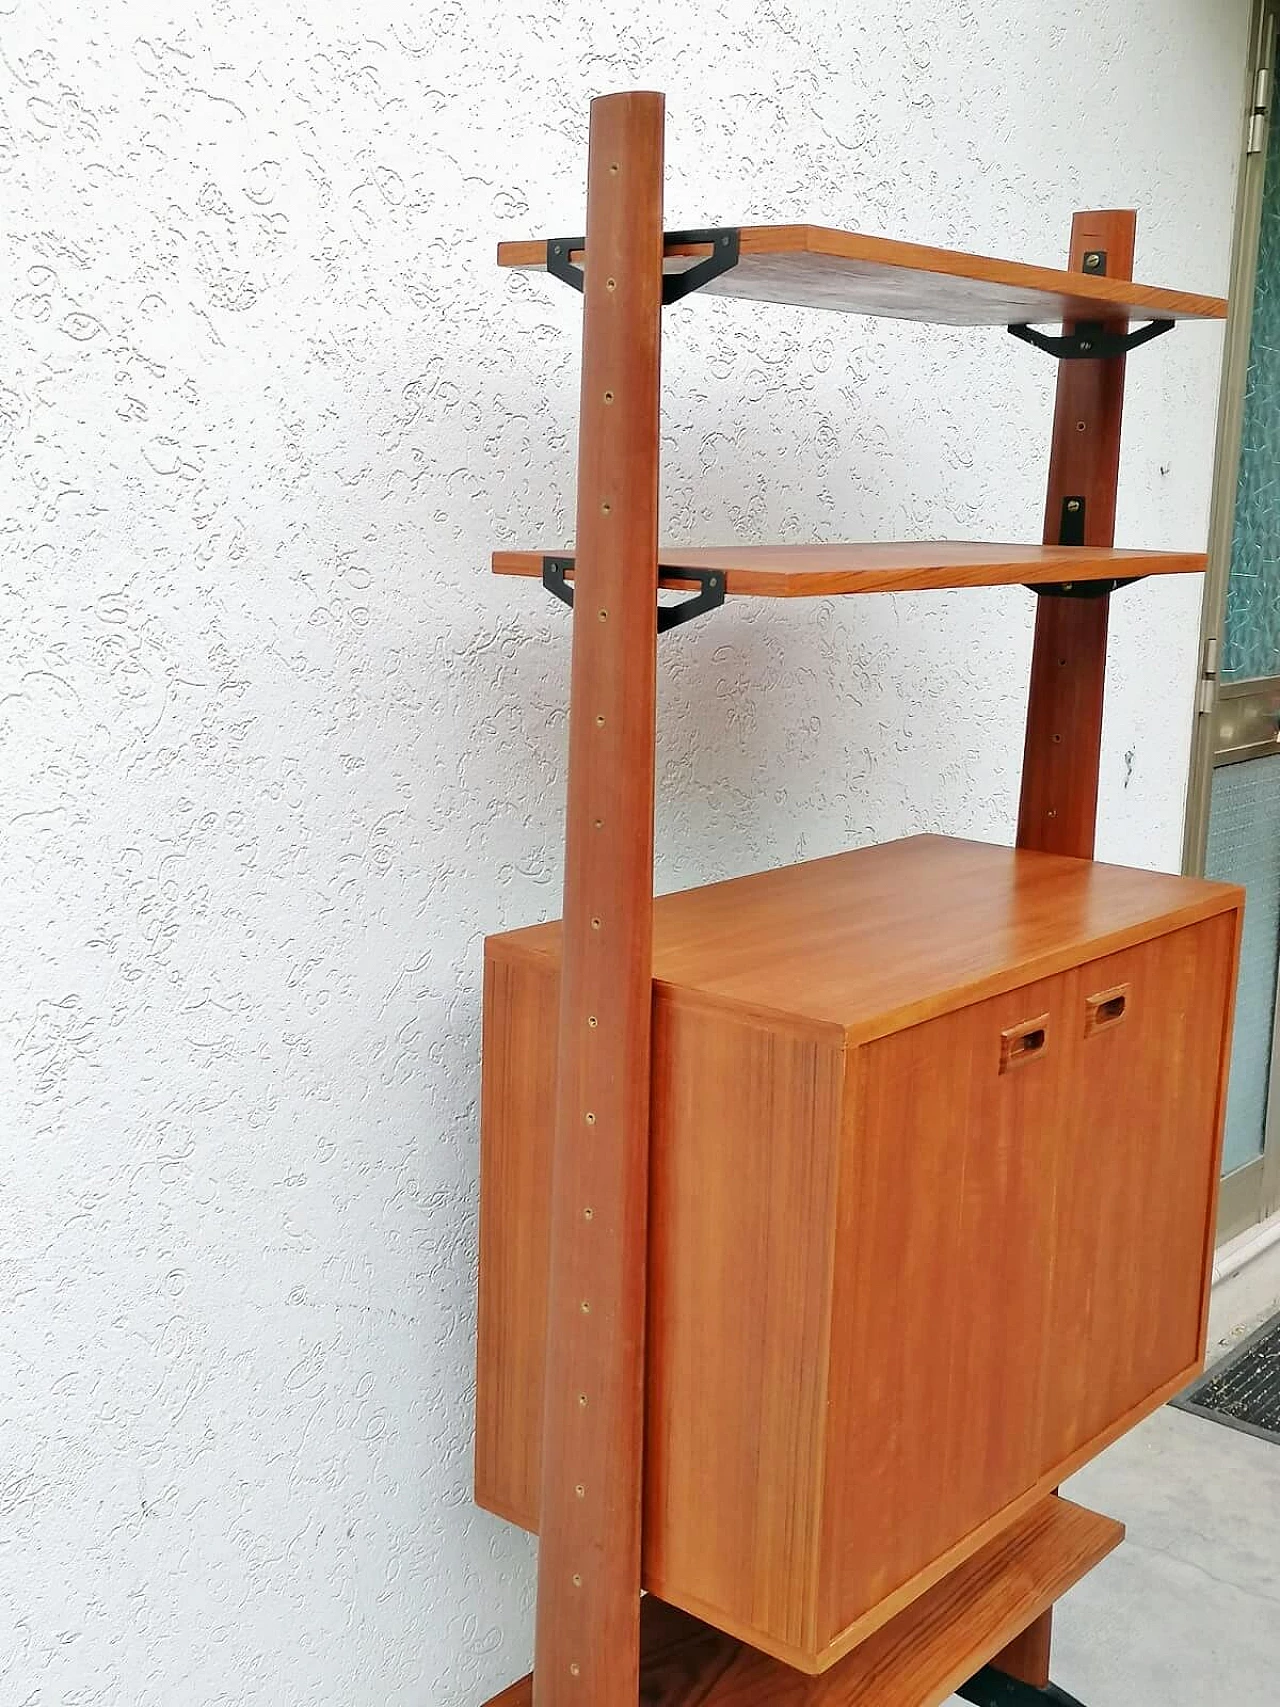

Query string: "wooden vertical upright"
[[1005, 209, 1137, 1692], [1017, 210, 1137, 861], [532, 93, 666, 1707]]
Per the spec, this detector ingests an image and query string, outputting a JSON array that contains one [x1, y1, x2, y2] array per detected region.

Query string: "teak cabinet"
[[480, 88, 1235, 1707], [476, 835, 1241, 1673]]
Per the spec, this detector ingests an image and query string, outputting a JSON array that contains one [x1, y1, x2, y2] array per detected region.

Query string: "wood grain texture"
[[480, 1497, 1122, 1707], [532, 89, 665, 1707], [476, 834, 1242, 1669], [492, 540, 1204, 598], [644, 999, 845, 1656], [497, 835, 1238, 1043], [1018, 212, 1135, 859], [496, 223, 1225, 325], [992, 1611, 1053, 1688], [474, 949, 557, 1533], [1038, 916, 1239, 1467], [818, 976, 1065, 1654]]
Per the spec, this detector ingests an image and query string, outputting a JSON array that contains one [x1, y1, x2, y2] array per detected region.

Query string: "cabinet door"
[[1038, 915, 1237, 1472], [820, 974, 1069, 1643]]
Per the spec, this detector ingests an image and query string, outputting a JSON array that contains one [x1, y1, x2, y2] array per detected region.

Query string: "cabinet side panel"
[[644, 998, 844, 1657], [1038, 912, 1240, 1470], [474, 944, 558, 1530], [819, 977, 1067, 1649]]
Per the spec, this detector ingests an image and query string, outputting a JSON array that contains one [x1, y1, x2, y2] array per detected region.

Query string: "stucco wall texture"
[[1, 2, 1249, 1702]]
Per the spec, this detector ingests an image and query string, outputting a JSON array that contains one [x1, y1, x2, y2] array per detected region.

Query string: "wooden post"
[[1005, 209, 1137, 1691], [1017, 210, 1137, 860], [531, 91, 666, 1707], [990, 1606, 1054, 1689]]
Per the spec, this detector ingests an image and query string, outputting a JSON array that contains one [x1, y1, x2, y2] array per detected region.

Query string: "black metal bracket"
[[1007, 317, 1175, 360], [545, 228, 741, 305], [958, 1665, 1089, 1707], [541, 556, 725, 635], [1030, 577, 1139, 599], [1024, 494, 1143, 597]]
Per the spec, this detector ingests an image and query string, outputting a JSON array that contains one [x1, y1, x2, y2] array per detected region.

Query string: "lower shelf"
[[482, 1494, 1122, 1706]]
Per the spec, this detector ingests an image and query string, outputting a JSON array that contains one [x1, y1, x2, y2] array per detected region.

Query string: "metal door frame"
[[1185, 0, 1280, 1240]]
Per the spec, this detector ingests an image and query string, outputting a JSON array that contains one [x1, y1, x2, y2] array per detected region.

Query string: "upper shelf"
[[493, 541, 1206, 598], [497, 225, 1227, 327]]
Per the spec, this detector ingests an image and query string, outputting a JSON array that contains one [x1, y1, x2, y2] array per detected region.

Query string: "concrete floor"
[[950, 1237, 1280, 1705]]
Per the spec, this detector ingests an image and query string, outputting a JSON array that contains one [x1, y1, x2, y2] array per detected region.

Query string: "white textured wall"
[[1, 2, 1249, 1702]]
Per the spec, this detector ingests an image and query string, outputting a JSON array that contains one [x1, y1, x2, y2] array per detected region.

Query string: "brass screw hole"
[[574, 1483, 586, 1499], [585, 1111, 596, 1125], [587, 1015, 598, 1028], [603, 390, 614, 403]]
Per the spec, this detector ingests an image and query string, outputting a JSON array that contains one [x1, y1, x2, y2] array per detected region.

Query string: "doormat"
[[1172, 1308, 1280, 1445]]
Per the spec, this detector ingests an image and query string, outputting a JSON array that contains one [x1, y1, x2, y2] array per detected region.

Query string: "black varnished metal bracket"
[[541, 556, 726, 634], [1030, 577, 1139, 600], [1007, 318, 1174, 360], [1024, 493, 1142, 597], [545, 228, 740, 305], [958, 1665, 1089, 1707]]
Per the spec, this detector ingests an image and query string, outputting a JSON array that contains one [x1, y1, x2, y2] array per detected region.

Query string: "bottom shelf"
[[483, 1494, 1122, 1706]]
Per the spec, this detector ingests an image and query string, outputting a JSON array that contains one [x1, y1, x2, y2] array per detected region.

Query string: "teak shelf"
[[477, 91, 1237, 1707], [497, 223, 1226, 326], [493, 541, 1206, 599]]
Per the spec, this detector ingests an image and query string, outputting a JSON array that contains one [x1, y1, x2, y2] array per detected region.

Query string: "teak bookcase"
[[476, 91, 1240, 1707]]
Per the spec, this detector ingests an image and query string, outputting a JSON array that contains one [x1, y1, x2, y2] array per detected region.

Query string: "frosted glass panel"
[[1205, 758, 1280, 1173], [1225, 98, 1280, 682]]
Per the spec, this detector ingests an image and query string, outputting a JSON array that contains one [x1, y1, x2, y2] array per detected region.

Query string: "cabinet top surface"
[[497, 224, 1227, 326], [493, 836, 1241, 1039]]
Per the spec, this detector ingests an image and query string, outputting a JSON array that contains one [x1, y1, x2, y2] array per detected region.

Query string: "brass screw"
[[603, 390, 614, 404], [574, 1483, 585, 1499], [587, 1015, 598, 1028], [1067, 500, 1081, 512], [590, 917, 601, 930], [1083, 251, 1102, 270], [583, 1207, 594, 1221], [580, 1300, 591, 1313], [585, 1111, 596, 1125]]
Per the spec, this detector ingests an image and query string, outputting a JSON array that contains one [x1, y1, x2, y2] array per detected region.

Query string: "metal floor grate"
[[1172, 1309, 1280, 1445]]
